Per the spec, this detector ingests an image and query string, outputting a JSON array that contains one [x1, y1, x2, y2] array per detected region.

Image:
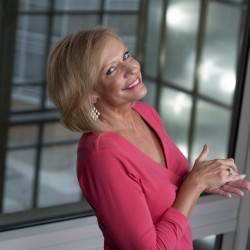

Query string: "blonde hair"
[[47, 27, 120, 132]]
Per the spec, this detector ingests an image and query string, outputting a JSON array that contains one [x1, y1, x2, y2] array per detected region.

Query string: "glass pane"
[[103, 14, 138, 36], [199, 3, 242, 105], [45, 92, 54, 109], [16, 14, 49, 34], [143, 79, 157, 108], [193, 235, 219, 250], [3, 149, 35, 213], [121, 35, 137, 58], [55, 0, 100, 10], [43, 123, 81, 143], [13, 41, 46, 80], [144, 0, 163, 78], [52, 15, 99, 37], [159, 88, 192, 157], [191, 100, 231, 164], [103, 14, 138, 55], [8, 125, 38, 147], [19, 0, 50, 11], [12, 15, 49, 111], [104, 0, 139, 10], [163, 0, 200, 90], [14, 15, 48, 80], [11, 85, 42, 110], [38, 145, 80, 207]]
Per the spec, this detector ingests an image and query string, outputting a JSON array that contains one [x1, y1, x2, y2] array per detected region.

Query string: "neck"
[[98, 104, 141, 132]]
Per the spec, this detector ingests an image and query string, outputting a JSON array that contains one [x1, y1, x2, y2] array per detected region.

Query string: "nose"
[[122, 60, 139, 77]]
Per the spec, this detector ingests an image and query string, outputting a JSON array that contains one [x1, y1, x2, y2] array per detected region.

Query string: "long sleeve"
[[77, 149, 192, 250]]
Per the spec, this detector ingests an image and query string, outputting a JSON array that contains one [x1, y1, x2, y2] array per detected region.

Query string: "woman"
[[47, 27, 250, 250]]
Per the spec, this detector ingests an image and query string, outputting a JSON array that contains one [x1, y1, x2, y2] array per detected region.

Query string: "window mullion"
[[0, 0, 19, 213]]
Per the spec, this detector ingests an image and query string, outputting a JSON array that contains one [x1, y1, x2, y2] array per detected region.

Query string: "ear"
[[90, 91, 99, 104]]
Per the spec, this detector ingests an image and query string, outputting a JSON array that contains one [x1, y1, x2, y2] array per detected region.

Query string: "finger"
[[223, 159, 238, 172], [205, 187, 232, 198], [228, 158, 238, 172], [227, 173, 246, 182], [226, 179, 250, 191], [225, 167, 234, 176], [196, 144, 209, 162], [220, 184, 244, 197]]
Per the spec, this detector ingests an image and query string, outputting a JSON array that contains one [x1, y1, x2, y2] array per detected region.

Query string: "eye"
[[123, 51, 131, 61], [106, 66, 116, 76]]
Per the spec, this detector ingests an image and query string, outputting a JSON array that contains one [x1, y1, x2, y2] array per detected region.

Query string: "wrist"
[[183, 171, 205, 195], [173, 174, 203, 218]]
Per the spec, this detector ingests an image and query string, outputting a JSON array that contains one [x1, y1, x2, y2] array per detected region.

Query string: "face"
[[92, 36, 147, 110]]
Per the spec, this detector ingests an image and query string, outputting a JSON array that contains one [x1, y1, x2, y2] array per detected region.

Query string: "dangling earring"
[[91, 105, 100, 121]]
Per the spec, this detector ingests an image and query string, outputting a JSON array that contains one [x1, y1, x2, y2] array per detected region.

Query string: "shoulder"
[[78, 132, 124, 152], [77, 135, 139, 182], [77, 132, 130, 169]]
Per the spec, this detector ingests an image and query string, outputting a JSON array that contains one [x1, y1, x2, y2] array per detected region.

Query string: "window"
[[1, 1, 250, 249], [0, 0, 141, 230], [142, 0, 248, 164], [141, 0, 249, 249]]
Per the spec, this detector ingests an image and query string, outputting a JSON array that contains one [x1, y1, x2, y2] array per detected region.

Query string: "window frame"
[[0, 0, 142, 231], [0, 3, 250, 250]]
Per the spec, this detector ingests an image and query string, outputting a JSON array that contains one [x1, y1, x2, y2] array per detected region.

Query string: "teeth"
[[127, 79, 139, 89]]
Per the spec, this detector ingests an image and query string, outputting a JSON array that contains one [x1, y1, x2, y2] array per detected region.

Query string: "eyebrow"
[[101, 46, 128, 72]]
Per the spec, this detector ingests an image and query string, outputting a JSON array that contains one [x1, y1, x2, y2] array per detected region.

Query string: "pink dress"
[[77, 101, 193, 249]]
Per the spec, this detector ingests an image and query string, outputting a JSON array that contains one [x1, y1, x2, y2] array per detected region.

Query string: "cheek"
[[133, 59, 141, 70], [105, 74, 125, 92], [96, 78, 120, 99]]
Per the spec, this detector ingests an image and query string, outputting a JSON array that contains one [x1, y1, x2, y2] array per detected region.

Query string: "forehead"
[[98, 37, 126, 65], [101, 36, 124, 50]]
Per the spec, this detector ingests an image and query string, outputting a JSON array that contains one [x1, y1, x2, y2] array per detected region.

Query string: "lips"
[[123, 78, 140, 90]]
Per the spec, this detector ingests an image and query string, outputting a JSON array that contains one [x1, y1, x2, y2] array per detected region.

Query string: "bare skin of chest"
[[118, 123, 166, 168]]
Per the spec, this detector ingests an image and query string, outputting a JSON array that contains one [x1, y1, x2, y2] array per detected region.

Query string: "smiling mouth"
[[123, 79, 140, 90]]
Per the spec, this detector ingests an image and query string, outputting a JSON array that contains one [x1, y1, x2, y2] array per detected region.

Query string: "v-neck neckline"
[[100, 104, 168, 169], [107, 131, 168, 169]]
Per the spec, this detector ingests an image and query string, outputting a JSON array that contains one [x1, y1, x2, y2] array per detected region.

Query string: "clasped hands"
[[191, 144, 250, 198]]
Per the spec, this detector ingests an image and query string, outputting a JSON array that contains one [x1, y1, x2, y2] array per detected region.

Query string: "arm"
[[172, 144, 248, 218]]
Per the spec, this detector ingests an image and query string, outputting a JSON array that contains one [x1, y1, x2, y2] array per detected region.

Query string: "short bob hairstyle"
[[47, 27, 120, 133]]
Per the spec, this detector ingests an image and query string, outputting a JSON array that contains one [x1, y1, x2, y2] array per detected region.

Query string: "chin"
[[139, 84, 148, 99]]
